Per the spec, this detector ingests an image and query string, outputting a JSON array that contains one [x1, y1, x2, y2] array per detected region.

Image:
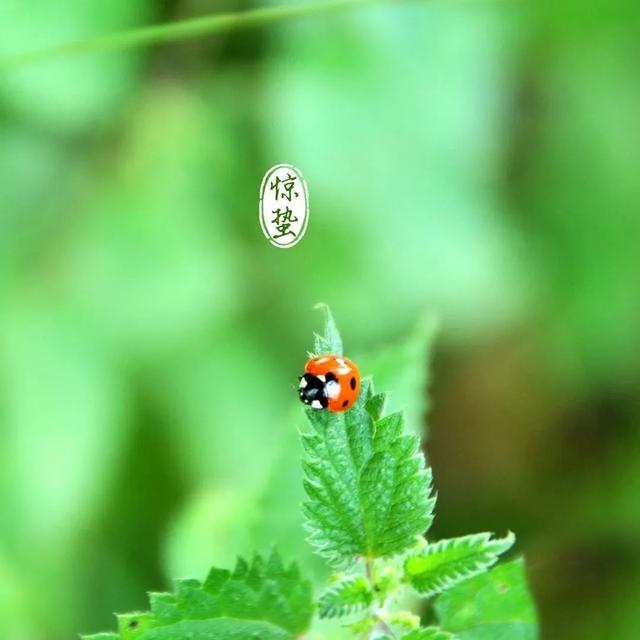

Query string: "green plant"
[[0, 0, 378, 70], [82, 307, 538, 639]]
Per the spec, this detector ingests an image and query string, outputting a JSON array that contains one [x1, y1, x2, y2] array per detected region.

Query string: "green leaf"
[[81, 551, 313, 640], [127, 620, 291, 640], [402, 628, 458, 640], [318, 576, 373, 619], [302, 309, 435, 567], [404, 532, 515, 598], [313, 303, 343, 355], [358, 315, 437, 437], [435, 558, 539, 640], [365, 391, 387, 422], [82, 634, 120, 640]]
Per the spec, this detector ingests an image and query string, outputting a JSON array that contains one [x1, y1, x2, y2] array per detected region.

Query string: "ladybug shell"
[[304, 354, 361, 412]]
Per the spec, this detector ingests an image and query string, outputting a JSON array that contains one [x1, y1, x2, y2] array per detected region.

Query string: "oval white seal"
[[259, 164, 309, 248]]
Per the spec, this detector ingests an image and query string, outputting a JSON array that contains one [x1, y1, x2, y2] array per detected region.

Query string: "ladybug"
[[298, 354, 361, 412]]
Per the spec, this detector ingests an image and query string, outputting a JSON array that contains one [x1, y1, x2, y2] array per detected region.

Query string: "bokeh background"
[[0, 0, 638, 638]]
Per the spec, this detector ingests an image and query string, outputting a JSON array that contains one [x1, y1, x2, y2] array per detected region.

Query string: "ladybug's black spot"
[[129, 620, 139, 630], [299, 373, 328, 409], [325, 372, 336, 382], [342, 400, 349, 408], [350, 376, 356, 390]]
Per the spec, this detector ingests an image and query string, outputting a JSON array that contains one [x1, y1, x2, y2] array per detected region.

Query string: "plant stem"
[[0, 0, 377, 71], [365, 557, 375, 583], [363, 557, 399, 639], [377, 619, 398, 638]]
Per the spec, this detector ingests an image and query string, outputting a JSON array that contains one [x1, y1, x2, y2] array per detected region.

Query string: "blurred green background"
[[0, 0, 638, 638]]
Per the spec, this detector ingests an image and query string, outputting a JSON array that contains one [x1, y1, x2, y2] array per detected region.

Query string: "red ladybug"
[[298, 355, 361, 412]]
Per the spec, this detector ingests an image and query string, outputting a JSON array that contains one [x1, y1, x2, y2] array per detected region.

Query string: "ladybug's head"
[[298, 373, 328, 410]]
